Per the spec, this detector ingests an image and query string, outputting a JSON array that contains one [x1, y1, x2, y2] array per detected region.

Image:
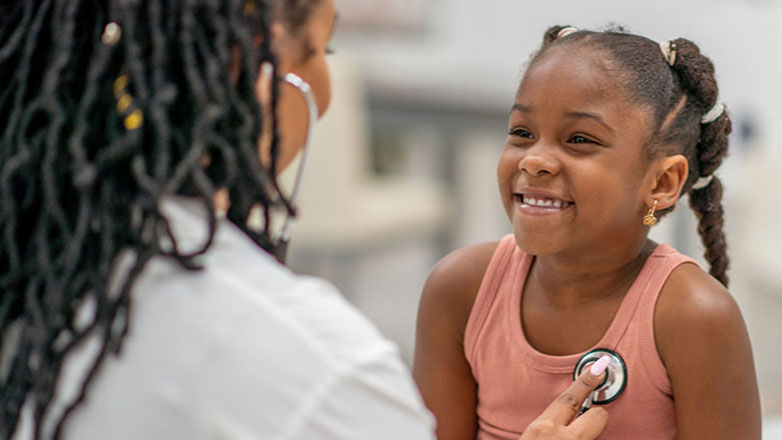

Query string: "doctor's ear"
[[646, 154, 688, 210]]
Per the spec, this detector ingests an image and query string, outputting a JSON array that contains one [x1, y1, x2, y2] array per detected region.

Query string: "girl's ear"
[[648, 154, 688, 209]]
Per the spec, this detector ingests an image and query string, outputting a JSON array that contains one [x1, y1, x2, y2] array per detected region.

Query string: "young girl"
[[413, 26, 761, 439]]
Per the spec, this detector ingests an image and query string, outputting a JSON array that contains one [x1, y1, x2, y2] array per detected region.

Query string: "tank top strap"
[[600, 243, 698, 349], [465, 234, 527, 364], [636, 244, 699, 393]]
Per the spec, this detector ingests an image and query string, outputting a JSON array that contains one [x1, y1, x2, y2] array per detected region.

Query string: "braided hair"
[[0, 0, 305, 437], [531, 25, 732, 286]]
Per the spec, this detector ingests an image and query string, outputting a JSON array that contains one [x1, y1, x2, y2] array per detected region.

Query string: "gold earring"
[[643, 200, 659, 226]]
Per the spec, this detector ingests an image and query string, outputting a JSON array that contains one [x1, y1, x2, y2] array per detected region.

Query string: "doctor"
[[0, 0, 607, 438]]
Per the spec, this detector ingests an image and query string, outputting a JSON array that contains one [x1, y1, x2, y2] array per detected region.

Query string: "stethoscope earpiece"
[[573, 348, 627, 412]]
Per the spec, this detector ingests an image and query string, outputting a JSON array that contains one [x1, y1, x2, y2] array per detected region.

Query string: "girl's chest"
[[520, 287, 625, 356]]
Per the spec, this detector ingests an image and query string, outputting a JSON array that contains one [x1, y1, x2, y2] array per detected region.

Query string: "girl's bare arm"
[[413, 242, 498, 440], [655, 263, 761, 440]]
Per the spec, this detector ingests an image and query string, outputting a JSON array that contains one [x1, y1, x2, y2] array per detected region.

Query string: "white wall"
[[340, 0, 782, 154]]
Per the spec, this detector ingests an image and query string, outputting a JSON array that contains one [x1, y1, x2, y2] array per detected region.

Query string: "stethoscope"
[[572, 348, 628, 415], [270, 70, 319, 264]]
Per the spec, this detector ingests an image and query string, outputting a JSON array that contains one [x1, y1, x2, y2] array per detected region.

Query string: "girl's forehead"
[[514, 45, 652, 137], [515, 46, 639, 117], [519, 46, 619, 101]]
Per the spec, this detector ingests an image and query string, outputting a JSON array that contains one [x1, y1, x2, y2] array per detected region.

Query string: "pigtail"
[[696, 110, 732, 177], [670, 38, 732, 286], [669, 39, 718, 107], [688, 176, 729, 285], [688, 107, 732, 286]]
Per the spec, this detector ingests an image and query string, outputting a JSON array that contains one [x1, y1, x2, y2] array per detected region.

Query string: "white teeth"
[[522, 195, 568, 208]]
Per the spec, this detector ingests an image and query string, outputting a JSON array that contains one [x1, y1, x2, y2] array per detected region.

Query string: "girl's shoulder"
[[652, 260, 761, 438], [655, 261, 740, 345], [419, 241, 500, 334], [654, 259, 750, 383]]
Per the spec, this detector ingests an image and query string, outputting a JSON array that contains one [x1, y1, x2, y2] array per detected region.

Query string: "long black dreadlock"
[[0, 0, 298, 437]]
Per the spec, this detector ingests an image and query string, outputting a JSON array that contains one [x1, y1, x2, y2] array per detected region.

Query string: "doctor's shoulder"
[[652, 262, 761, 439]]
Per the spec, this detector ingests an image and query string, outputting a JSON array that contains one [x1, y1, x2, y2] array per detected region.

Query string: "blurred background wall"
[[281, 0, 782, 436]]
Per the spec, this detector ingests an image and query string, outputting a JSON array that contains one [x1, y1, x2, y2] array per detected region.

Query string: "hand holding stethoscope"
[[519, 352, 622, 440], [572, 349, 627, 416]]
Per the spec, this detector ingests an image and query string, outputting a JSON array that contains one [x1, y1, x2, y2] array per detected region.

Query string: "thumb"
[[537, 355, 611, 425]]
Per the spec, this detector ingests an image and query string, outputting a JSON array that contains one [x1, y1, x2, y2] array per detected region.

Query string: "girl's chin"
[[510, 228, 565, 257]]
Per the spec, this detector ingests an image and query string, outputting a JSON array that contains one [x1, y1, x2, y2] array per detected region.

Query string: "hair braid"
[[688, 177, 729, 284], [667, 39, 732, 285]]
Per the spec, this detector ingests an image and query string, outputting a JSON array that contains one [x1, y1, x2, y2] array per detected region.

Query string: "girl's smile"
[[513, 190, 574, 216]]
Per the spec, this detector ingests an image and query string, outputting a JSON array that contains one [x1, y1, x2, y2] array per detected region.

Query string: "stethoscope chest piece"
[[573, 348, 627, 405]]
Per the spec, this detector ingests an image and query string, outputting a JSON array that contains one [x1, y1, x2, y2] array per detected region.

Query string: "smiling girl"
[[413, 26, 761, 439]]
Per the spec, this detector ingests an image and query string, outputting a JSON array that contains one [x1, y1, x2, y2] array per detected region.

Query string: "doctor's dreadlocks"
[[0, 0, 289, 437]]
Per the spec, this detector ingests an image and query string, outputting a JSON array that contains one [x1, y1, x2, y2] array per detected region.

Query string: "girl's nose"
[[517, 144, 560, 177]]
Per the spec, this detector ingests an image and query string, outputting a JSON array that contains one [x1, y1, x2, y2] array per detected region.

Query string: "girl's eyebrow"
[[510, 104, 614, 132], [564, 110, 614, 132], [509, 103, 530, 116]]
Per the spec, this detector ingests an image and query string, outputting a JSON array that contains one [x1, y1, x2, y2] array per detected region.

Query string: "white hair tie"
[[659, 40, 677, 66], [691, 175, 714, 191], [557, 26, 579, 39], [701, 102, 725, 124]]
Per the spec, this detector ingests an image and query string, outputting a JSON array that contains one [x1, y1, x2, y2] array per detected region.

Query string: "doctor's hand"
[[518, 356, 610, 440]]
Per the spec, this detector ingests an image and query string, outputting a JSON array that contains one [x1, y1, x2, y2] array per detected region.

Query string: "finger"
[[568, 406, 609, 440], [537, 355, 610, 425]]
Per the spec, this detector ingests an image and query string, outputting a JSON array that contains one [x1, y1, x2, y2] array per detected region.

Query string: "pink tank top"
[[464, 235, 697, 439]]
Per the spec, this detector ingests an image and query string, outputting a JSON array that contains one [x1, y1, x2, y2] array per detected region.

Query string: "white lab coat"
[[12, 197, 435, 440]]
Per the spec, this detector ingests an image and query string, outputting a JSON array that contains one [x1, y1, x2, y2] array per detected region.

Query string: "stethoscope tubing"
[[279, 72, 318, 243]]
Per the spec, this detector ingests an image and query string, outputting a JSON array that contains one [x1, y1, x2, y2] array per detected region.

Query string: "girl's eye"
[[569, 135, 593, 144], [326, 46, 336, 55], [509, 128, 533, 139]]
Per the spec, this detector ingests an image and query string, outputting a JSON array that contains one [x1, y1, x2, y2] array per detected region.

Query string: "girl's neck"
[[529, 238, 657, 307]]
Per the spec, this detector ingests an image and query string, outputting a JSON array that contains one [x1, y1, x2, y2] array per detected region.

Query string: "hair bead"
[[701, 102, 725, 124], [557, 26, 579, 39], [659, 40, 677, 66]]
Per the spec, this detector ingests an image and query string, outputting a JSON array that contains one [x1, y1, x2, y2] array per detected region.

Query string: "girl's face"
[[497, 45, 655, 257]]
